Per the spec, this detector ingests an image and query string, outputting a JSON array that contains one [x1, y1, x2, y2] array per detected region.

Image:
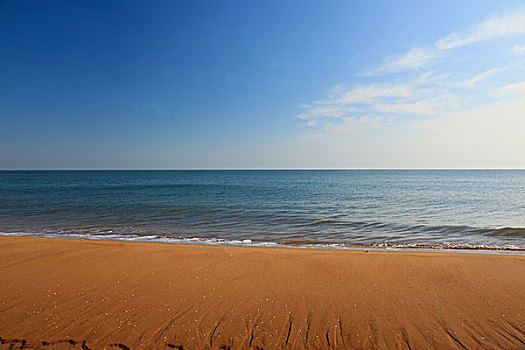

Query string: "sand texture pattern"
[[0, 236, 524, 349]]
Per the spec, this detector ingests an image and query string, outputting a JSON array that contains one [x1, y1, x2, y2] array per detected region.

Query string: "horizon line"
[[1, 168, 524, 171]]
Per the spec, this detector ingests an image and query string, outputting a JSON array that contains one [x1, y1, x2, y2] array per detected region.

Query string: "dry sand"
[[0, 236, 524, 349]]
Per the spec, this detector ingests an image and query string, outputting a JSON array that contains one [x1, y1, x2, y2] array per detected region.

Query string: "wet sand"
[[0, 236, 524, 349]]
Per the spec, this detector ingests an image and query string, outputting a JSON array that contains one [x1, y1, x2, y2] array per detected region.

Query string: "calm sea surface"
[[1, 170, 524, 251]]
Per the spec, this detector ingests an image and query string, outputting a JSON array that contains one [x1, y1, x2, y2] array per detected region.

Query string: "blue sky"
[[1, 0, 524, 169]]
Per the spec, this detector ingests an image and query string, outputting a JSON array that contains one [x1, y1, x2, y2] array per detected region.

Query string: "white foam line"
[[0, 232, 523, 255]]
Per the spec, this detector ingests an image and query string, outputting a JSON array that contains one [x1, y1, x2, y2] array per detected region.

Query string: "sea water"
[[0, 170, 523, 251]]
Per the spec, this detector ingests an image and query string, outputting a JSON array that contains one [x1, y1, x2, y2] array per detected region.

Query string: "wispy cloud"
[[493, 81, 525, 97], [297, 83, 412, 129], [458, 68, 505, 88], [367, 48, 440, 75], [512, 44, 525, 55], [364, 10, 525, 77], [297, 104, 358, 120], [374, 98, 446, 117], [332, 84, 411, 104], [297, 9, 525, 134], [436, 12, 525, 49]]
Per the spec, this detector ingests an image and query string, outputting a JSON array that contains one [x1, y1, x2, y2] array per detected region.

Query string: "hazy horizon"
[[1, 168, 524, 171], [1, 1, 524, 169]]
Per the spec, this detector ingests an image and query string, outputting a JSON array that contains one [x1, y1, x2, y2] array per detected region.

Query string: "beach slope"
[[0, 236, 524, 349]]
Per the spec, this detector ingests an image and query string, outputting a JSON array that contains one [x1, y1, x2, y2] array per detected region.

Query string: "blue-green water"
[[0, 170, 524, 250]]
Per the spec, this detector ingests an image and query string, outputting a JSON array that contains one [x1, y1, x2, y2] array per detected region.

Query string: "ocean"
[[0, 170, 524, 251]]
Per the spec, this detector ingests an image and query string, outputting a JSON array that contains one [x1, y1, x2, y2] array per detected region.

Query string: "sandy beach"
[[0, 236, 524, 349]]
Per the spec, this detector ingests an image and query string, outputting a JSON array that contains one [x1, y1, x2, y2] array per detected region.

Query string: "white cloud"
[[512, 44, 525, 55], [436, 12, 525, 49], [363, 10, 525, 77], [295, 7, 525, 168], [374, 98, 444, 116], [493, 81, 525, 97], [355, 115, 389, 128], [458, 68, 504, 88], [319, 115, 390, 134], [364, 11, 525, 77], [367, 47, 440, 75], [297, 104, 359, 120], [306, 120, 316, 126], [298, 84, 411, 123], [334, 84, 411, 104], [287, 93, 525, 169]]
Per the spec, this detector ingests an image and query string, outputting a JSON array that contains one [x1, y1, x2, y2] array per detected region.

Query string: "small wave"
[[482, 227, 525, 237], [299, 220, 525, 239], [161, 208, 186, 213], [36, 209, 72, 215], [408, 225, 525, 238], [1, 231, 524, 254], [294, 219, 337, 227]]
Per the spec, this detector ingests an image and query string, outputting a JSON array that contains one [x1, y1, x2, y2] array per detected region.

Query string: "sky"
[[1, 0, 524, 169]]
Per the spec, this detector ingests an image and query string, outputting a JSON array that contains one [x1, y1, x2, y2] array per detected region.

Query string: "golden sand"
[[0, 236, 524, 349]]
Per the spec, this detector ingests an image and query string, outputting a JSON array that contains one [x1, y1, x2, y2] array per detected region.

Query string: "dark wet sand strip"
[[0, 236, 524, 349]]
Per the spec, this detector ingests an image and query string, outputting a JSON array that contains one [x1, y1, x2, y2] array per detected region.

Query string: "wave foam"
[[1, 231, 523, 255]]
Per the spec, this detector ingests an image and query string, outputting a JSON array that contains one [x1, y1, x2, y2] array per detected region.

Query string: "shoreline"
[[1, 233, 524, 256], [1, 235, 524, 349]]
